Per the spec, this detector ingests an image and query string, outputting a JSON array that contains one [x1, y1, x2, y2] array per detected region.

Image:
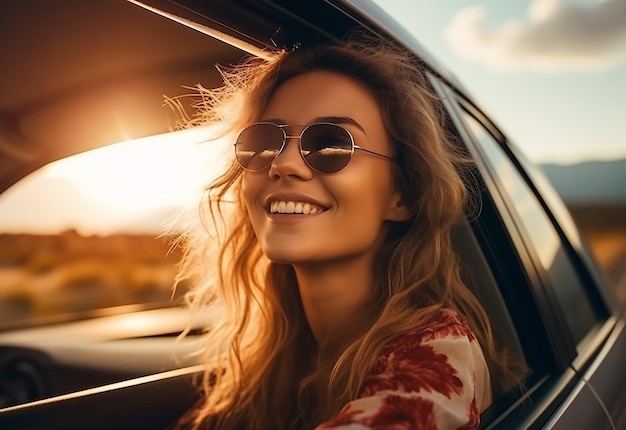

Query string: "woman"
[[173, 36, 522, 429]]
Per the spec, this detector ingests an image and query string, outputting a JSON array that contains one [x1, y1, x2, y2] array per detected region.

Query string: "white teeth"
[[270, 200, 324, 215]]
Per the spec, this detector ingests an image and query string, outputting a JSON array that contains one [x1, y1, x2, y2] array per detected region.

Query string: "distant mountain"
[[540, 159, 626, 204]]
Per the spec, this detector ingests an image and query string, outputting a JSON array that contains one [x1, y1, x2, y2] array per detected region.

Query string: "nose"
[[268, 135, 314, 180]]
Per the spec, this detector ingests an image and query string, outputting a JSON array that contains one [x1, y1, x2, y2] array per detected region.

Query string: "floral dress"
[[315, 309, 492, 430], [172, 309, 491, 430]]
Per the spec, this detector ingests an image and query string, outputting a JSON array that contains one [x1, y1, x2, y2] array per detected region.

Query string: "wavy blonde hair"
[[176, 36, 521, 430]]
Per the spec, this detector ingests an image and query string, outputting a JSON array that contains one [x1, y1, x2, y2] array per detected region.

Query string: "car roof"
[[0, 0, 233, 193]]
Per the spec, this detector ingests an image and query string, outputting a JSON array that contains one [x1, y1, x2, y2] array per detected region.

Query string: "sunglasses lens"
[[235, 123, 354, 173], [235, 123, 285, 171], [301, 124, 353, 173]]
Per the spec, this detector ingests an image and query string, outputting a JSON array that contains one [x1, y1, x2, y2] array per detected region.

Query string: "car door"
[[434, 78, 625, 428]]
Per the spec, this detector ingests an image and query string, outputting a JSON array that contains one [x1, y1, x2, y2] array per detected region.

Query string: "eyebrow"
[[261, 116, 367, 134]]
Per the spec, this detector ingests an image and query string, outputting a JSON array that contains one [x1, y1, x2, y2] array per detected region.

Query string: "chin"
[[264, 253, 306, 265], [261, 246, 316, 265]]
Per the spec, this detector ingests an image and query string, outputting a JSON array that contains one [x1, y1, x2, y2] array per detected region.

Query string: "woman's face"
[[242, 70, 408, 265]]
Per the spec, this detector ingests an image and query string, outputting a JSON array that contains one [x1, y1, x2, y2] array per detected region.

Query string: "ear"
[[385, 191, 411, 222]]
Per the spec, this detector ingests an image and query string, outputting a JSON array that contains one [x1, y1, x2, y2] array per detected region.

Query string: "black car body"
[[1, 0, 625, 429]]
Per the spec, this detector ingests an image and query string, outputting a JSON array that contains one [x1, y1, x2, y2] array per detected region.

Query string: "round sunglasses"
[[234, 122, 396, 174]]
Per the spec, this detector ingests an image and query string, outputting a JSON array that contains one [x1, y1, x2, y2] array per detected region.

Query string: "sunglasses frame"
[[234, 122, 396, 173]]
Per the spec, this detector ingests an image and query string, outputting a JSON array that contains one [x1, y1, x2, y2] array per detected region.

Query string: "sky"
[[371, 0, 626, 164]]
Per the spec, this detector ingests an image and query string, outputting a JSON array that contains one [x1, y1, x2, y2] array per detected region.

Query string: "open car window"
[[0, 127, 231, 329], [0, 0, 246, 330]]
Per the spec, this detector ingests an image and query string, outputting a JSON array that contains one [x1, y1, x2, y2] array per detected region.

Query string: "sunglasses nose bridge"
[[270, 130, 310, 171], [277, 128, 306, 158], [283, 134, 302, 143]]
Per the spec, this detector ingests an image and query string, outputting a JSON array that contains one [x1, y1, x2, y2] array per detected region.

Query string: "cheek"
[[241, 172, 259, 206], [241, 173, 265, 225], [332, 166, 396, 222], [367, 163, 396, 202]]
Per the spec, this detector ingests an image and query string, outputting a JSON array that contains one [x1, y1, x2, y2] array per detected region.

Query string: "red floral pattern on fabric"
[[364, 341, 463, 399], [316, 309, 487, 430], [457, 399, 480, 430], [384, 309, 477, 348], [365, 395, 437, 430], [322, 395, 437, 430]]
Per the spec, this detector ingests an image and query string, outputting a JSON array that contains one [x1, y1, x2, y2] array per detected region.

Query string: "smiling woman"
[[172, 36, 525, 430]]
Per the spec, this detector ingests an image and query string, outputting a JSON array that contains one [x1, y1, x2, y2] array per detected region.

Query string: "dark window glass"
[[463, 113, 599, 345]]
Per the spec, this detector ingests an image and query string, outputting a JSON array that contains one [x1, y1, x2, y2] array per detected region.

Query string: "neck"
[[294, 255, 377, 346]]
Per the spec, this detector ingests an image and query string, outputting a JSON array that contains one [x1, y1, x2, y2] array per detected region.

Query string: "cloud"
[[445, 0, 626, 72]]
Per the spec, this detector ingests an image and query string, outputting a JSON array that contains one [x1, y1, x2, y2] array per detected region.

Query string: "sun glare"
[[0, 126, 231, 235], [45, 129, 219, 211]]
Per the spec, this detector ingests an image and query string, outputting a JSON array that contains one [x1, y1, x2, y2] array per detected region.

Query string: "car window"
[[461, 112, 602, 347], [0, 127, 229, 329], [0, 0, 247, 330]]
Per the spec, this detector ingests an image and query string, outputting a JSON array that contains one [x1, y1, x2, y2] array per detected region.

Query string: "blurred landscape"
[[0, 159, 624, 327], [542, 159, 626, 310], [0, 231, 187, 328]]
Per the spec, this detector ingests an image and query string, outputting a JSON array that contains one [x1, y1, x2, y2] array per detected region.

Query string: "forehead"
[[260, 71, 384, 127]]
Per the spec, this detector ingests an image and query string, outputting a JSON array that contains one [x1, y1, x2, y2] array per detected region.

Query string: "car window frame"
[[456, 87, 612, 344], [427, 77, 622, 428], [462, 107, 603, 336], [430, 77, 577, 370]]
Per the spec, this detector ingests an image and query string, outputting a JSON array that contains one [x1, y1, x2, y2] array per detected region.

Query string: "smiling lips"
[[269, 201, 326, 215]]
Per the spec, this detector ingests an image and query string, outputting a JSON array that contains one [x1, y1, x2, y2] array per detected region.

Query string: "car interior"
[[0, 0, 240, 194]]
